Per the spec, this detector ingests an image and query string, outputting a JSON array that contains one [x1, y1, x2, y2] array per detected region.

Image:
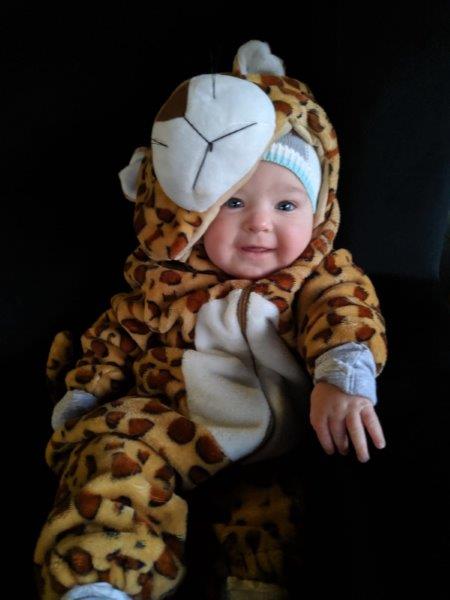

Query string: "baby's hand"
[[309, 381, 386, 463]]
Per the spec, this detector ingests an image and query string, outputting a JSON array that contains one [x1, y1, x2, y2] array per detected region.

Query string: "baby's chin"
[[221, 262, 283, 280]]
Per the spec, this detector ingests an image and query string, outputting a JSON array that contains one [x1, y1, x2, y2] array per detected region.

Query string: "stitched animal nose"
[[208, 142, 214, 152]]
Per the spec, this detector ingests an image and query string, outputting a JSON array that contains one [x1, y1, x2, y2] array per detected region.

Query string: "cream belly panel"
[[182, 289, 312, 463]]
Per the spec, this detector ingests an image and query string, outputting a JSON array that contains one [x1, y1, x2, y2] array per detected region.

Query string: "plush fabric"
[[34, 40, 388, 599]]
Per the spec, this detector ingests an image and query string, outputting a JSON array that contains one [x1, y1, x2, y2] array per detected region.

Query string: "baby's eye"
[[277, 201, 296, 211], [224, 198, 243, 208]]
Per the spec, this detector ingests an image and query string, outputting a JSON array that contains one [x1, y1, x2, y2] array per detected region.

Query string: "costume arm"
[[296, 248, 388, 386], [63, 290, 154, 401]]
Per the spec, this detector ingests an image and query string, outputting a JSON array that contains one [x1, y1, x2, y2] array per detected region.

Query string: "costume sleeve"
[[296, 248, 388, 381], [312, 341, 378, 405], [63, 290, 156, 401]]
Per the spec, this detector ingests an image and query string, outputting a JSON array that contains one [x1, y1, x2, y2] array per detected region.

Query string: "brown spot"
[[328, 297, 354, 308], [146, 369, 171, 389], [183, 213, 203, 227], [122, 318, 150, 335], [75, 490, 102, 519], [142, 400, 171, 414], [85, 454, 97, 479], [269, 272, 295, 291], [117, 555, 146, 570], [270, 296, 289, 313], [91, 340, 108, 358], [162, 532, 185, 562], [299, 244, 314, 261], [133, 265, 149, 286], [159, 269, 181, 285], [169, 233, 188, 259], [146, 300, 162, 319], [65, 547, 93, 575], [155, 81, 189, 122], [252, 282, 270, 295], [97, 569, 111, 583], [149, 484, 173, 506], [167, 417, 196, 444], [322, 228, 336, 241], [354, 286, 369, 301], [312, 237, 329, 254], [186, 289, 210, 313], [188, 465, 210, 485], [121, 334, 138, 354], [138, 572, 154, 599], [312, 327, 333, 344], [307, 109, 325, 133], [327, 313, 345, 326], [284, 76, 301, 90], [74, 367, 94, 385], [110, 399, 125, 407], [106, 411, 126, 429], [129, 418, 155, 437], [154, 547, 179, 579], [355, 325, 376, 342], [137, 450, 151, 464], [358, 306, 373, 318], [111, 452, 142, 478], [113, 496, 132, 507], [156, 208, 176, 223], [155, 464, 175, 482], [196, 435, 225, 464], [324, 254, 342, 276], [151, 347, 168, 362], [273, 100, 293, 116], [85, 406, 108, 420], [300, 314, 309, 333], [260, 74, 284, 87]]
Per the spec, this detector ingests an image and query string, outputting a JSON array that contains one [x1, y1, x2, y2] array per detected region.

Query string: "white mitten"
[[51, 389, 99, 431]]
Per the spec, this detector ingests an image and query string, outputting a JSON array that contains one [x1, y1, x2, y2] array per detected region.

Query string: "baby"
[[203, 142, 386, 465], [35, 40, 388, 600]]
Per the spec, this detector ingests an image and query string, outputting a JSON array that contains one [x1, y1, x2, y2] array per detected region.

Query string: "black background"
[[3, 2, 450, 598]]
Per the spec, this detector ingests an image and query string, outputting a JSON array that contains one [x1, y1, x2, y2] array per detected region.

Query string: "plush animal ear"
[[118, 147, 148, 202], [234, 40, 286, 76]]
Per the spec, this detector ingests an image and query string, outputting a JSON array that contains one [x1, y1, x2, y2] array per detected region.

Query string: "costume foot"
[[221, 576, 290, 599], [60, 582, 131, 599]]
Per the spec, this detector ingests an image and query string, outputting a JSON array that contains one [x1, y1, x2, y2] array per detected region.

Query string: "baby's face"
[[203, 161, 314, 280]]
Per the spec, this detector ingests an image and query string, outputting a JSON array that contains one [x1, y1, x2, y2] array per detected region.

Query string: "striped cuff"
[[313, 342, 378, 405]]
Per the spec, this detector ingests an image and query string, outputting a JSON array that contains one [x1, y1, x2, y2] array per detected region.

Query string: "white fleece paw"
[[51, 389, 98, 431], [61, 582, 131, 599]]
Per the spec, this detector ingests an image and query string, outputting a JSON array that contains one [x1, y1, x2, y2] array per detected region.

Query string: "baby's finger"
[[313, 417, 336, 455], [329, 418, 350, 455], [361, 406, 387, 449], [345, 411, 370, 462]]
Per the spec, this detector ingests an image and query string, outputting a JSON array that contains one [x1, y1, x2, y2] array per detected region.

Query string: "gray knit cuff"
[[313, 342, 378, 405]]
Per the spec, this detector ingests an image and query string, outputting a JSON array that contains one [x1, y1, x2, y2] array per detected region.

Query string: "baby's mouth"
[[240, 246, 274, 253]]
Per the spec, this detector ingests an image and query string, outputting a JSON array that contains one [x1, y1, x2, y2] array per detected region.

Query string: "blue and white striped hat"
[[261, 130, 322, 213]]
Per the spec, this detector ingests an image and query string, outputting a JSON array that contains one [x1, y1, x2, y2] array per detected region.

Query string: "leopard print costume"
[[34, 40, 388, 599]]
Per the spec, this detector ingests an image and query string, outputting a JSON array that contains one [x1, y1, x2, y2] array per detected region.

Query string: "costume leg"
[[192, 452, 307, 598], [33, 395, 232, 599]]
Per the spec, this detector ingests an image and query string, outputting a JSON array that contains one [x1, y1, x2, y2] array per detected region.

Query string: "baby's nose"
[[244, 212, 272, 232]]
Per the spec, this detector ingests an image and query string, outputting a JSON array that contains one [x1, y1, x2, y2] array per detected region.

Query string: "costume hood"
[[118, 40, 340, 269]]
